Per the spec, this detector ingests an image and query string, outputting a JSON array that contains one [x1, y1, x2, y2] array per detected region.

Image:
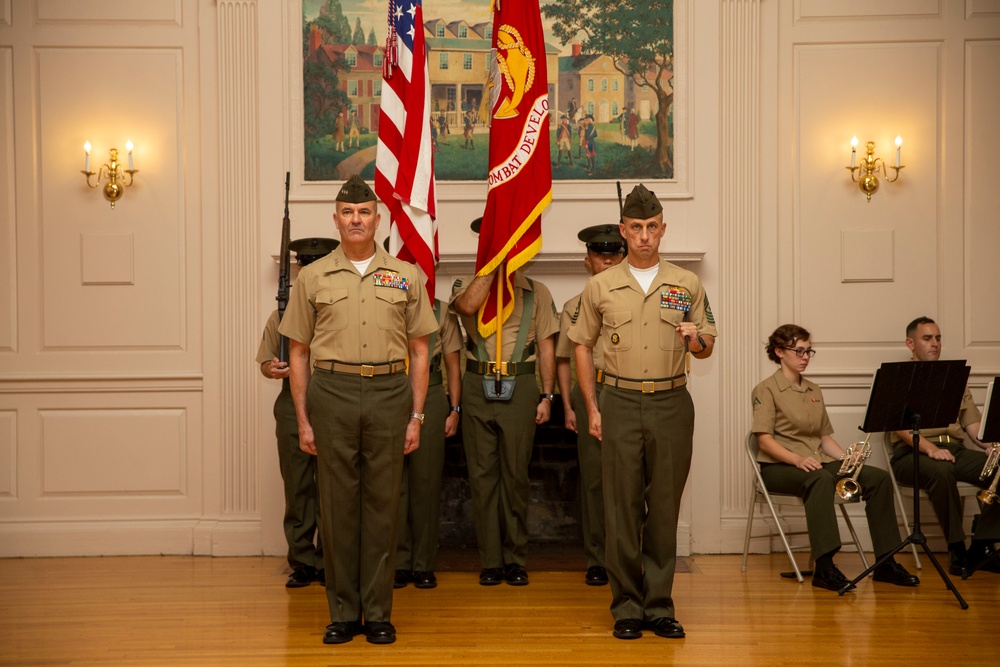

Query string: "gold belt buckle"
[[486, 361, 508, 376], [941, 435, 951, 444], [360, 364, 375, 377], [641, 381, 655, 394]]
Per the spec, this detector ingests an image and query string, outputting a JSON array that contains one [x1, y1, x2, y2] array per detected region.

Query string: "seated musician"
[[751, 324, 919, 590], [887, 316, 1000, 575]]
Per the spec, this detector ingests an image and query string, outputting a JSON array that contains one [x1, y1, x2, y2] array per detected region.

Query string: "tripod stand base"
[[837, 532, 968, 609]]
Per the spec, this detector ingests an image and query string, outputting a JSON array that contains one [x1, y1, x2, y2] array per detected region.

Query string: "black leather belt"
[[603, 372, 686, 393], [314, 360, 406, 376], [466, 360, 536, 376]]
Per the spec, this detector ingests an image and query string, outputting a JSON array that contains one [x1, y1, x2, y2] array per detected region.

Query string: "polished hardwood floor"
[[1, 549, 996, 666]]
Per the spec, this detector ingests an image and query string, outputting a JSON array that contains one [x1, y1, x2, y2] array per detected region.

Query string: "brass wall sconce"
[[82, 140, 138, 208], [847, 136, 903, 202]]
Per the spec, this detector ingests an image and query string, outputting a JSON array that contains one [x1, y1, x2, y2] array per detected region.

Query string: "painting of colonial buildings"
[[302, 0, 676, 182]]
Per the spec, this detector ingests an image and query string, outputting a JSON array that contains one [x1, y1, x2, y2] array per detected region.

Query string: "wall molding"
[[217, 0, 260, 517]]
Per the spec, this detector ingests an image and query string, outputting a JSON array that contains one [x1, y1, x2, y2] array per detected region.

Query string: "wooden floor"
[[1, 551, 996, 666]]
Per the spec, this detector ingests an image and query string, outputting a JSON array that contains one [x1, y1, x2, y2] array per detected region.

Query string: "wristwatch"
[[540, 393, 555, 402], [409, 412, 425, 424], [450, 405, 462, 414]]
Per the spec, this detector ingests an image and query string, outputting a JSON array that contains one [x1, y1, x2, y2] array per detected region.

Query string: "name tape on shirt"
[[373, 273, 409, 290], [660, 288, 691, 312]]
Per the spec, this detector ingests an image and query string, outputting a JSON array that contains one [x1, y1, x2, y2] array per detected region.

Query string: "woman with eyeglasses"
[[750, 324, 919, 591]]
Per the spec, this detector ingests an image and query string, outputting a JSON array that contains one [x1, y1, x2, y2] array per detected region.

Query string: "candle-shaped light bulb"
[[850, 136, 858, 168], [894, 135, 902, 167], [84, 141, 91, 172], [126, 140, 134, 171]]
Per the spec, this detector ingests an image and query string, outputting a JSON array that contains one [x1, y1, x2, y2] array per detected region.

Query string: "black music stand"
[[837, 360, 971, 609], [962, 377, 1000, 579]]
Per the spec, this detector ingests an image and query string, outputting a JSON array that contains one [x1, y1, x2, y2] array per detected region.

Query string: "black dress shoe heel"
[[647, 617, 685, 639], [872, 561, 920, 587], [412, 571, 437, 589], [393, 569, 412, 589], [613, 618, 643, 640], [504, 563, 528, 586], [585, 565, 608, 586], [323, 621, 363, 645], [287, 566, 318, 588], [365, 621, 396, 645], [479, 567, 504, 586]]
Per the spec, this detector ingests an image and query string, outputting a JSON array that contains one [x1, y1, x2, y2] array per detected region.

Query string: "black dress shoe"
[[412, 570, 437, 589], [612, 618, 643, 640], [365, 620, 396, 645], [315, 568, 325, 586], [812, 564, 851, 591], [585, 565, 608, 586], [323, 621, 363, 644], [286, 566, 318, 588], [479, 567, 504, 586], [872, 560, 920, 587], [949, 548, 969, 577], [504, 563, 529, 586], [646, 617, 685, 639], [393, 569, 412, 589]]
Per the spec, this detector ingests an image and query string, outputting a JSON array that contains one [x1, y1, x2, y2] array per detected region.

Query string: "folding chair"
[[880, 433, 981, 569], [741, 432, 870, 582]]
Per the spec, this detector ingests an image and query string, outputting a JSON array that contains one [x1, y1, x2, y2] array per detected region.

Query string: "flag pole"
[[494, 264, 504, 395]]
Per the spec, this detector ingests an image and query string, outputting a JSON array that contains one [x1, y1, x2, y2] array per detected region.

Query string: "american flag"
[[375, 0, 438, 300]]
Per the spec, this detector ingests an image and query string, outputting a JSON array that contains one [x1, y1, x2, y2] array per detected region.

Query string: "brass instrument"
[[835, 434, 872, 501], [978, 444, 1000, 505]]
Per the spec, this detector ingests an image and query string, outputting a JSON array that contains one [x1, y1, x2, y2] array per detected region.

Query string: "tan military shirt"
[[751, 369, 836, 464], [556, 293, 607, 368], [451, 271, 559, 363], [567, 259, 718, 379], [278, 245, 437, 362], [256, 309, 281, 364], [888, 385, 981, 447], [433, 299, 464, 359]]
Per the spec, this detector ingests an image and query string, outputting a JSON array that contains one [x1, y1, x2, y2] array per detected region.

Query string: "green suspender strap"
[[470, 279, 536, 375]]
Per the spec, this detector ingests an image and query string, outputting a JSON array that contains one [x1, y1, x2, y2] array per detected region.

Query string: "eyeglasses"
[[784, 347, 817, 359]]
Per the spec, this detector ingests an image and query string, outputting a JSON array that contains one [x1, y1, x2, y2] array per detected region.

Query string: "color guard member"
[[451, 218, 559, 587], [555, 224, 625, 586], [256, 237, 338, 588]]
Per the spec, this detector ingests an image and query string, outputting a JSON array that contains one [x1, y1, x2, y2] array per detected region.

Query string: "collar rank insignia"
[[660, 288, 692, 311], [373, 273, 409, 290]]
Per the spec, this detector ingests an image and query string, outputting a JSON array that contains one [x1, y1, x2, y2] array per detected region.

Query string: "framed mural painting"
[[291, 0, 690, 201]]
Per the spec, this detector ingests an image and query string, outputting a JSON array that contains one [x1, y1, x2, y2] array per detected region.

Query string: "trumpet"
[[978, 444, 1000, 505], [835, 434, 872, 501]]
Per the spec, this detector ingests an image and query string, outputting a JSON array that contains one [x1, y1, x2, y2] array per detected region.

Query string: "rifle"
[[276, 172, 291, 363], [616, 181, 627, 257]]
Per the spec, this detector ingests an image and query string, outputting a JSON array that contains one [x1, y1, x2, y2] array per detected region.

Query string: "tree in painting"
[[543, 0, 675, 175]]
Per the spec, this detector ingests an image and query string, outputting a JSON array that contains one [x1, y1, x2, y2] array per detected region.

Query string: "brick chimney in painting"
[[572, 42, 581, 58]]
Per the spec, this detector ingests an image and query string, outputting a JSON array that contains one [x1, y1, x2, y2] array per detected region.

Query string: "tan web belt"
[[602, 372, 687, 394], [313, 360, 406, 377]]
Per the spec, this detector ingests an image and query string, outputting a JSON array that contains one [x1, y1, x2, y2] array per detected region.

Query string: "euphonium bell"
[[835, 435, 873, 501], [978, 444, 1000, 505]]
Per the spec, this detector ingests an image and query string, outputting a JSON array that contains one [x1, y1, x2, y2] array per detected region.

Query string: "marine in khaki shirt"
[[750, 370, 835, 464], [886, 317, 997, 574], [277, 175, 436, 647], [450, 218, 559, 586], [554, 223, 625, 587], [567, 184, 717, 641]]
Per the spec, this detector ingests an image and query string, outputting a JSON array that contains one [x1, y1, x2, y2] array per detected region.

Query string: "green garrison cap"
[[621, 183, 663, 219], [336, 174, 376, 203], [470, 217, 483, 234], [289, 237, 339, 266], [578, 224, 625, 254]]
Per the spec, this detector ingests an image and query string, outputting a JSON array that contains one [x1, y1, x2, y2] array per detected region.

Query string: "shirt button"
[[362, 321, 366, 325], [363, 343, 367, 348], [644, 345, 648, 349]]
